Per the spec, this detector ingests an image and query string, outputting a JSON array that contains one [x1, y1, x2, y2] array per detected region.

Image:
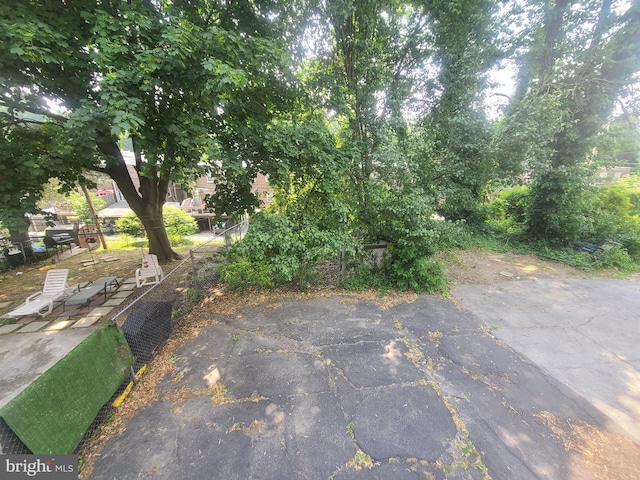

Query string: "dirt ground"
[[440, 248, 597, 285]]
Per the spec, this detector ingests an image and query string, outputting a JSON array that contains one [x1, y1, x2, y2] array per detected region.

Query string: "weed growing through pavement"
[[428, 331, 443, 346]]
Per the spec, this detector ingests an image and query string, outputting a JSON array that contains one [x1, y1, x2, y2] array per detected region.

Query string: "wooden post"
[[82, 185, 108, 250]]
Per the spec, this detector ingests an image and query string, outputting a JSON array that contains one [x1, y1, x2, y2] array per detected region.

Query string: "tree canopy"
[[1, 0, 293, 260], [2, 0, 640, 283]]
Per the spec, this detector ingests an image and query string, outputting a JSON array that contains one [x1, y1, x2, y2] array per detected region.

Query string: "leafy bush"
[[342, 263, 383, 291], [162, 206, 199, 238], [383, 244, 433, 292], [488, 186, 530, 237], [594, 244, 637, 271], [526, 166, 597, 244], [116, 213, 146, 238], [343, 254, 447, 294], [223, 212, 347, 288], [590, 180, 640, 260], [359, 185, 447, 292], [219, 259, 274, 290], [116, 206, 198, 242], [536, 245, 596, 270]]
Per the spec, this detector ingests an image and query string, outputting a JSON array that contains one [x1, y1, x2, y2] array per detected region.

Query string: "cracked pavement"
[[88, 283, 640, 480]]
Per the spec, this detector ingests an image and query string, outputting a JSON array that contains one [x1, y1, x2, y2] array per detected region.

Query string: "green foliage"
[[383, 246, 448, 294], [0, 122, 84, 235], [488, 186, 531, 237], [0, 0, 296, 261], [594, 244, 637, 271], [116, 206, 197, 242], [537, 242, 638, 272], [342, 263, 383, 292], [116, 214, 146, 238], [590, 178, 640, 258], [226, 212, 304, 285], [433, 220, 511, 252], [162, 207, 199, 238], [343, 255, 447, 295], [223, 212, 341, 287], [487, 173, 640, 268], [594, 116, 640, 172], [536, 245, 597, 270], [219, 260, 274, 291], [526, 166, 598, 244], [66, 191, 106, 223]]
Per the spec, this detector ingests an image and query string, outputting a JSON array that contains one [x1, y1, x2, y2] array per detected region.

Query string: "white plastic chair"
[[135, 254, 164, 288], [6, 269, 72, 317]]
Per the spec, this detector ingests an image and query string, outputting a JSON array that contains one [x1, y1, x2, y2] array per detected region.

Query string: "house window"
[[206, 175, 215, 183], [266, 192, 274, 203]]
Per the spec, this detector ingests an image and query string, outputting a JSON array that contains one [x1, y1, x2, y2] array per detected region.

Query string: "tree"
[[0, 120, 82, 241], [497, 0, 640, 242], [594, 115, 640, 171], [418, 0, 499, 223], [0, 0, 291, 262], [66, 191, 106, 224]]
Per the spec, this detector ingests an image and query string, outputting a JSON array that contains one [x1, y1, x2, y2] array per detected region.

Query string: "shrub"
[[219, 260, 274, 290], [382, 244, 447, 293], [116, 213, 146, 238], [526, 166, 597, 244], [594, 244, 637, 271], [116, 206, 198, 243], [488, 186, 530, 237], [224, 212, 348, 287]]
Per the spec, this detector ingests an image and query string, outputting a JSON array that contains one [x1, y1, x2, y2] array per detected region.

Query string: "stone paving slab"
[[44, 320, 76, 332], [71, 316, 103, 328], [87, 306, 113, 317], [17, 321, 50, 333], [111, 291, 133, 299], [102, 298, 127, 307], [0, 323, 22, 335]]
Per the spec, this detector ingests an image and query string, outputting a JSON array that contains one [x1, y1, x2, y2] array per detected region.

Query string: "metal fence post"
[[190, 249, 199, 298]]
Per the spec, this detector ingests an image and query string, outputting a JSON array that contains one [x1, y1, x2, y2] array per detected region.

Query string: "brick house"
[[99, 162, 274, 230], [595, 166, 632, 186]]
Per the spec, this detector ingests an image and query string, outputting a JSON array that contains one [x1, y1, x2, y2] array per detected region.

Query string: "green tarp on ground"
[[0, 322, 134, 454]]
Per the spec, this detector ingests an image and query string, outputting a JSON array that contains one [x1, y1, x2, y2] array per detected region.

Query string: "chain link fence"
[[0, 221, 246, 456]]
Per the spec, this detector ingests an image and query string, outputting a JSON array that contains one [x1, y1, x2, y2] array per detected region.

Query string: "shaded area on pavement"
[[86, 292, 640, 479]]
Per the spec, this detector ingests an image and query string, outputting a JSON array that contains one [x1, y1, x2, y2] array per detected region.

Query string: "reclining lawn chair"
[[5, 269, 73, 318], [135, 254, 164, 288]]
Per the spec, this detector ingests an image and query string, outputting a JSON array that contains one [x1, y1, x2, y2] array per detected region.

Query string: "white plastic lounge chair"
[[5, 269, 72, 318], [135, 254, 164, 288]]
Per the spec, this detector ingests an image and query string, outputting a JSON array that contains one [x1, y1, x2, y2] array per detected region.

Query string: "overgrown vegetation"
[[488, 175, 640, 271], [2, 1, 639, 290]]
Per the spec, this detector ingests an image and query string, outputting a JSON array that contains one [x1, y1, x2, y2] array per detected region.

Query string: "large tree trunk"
[[524, 1, 640, 242], [134, 202, 180, 262], [98, 140, 181, 263]]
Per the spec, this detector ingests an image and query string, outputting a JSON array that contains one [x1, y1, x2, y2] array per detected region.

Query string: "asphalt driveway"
[[453, 277, 640, 446], [86, 279, 640, 480]]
